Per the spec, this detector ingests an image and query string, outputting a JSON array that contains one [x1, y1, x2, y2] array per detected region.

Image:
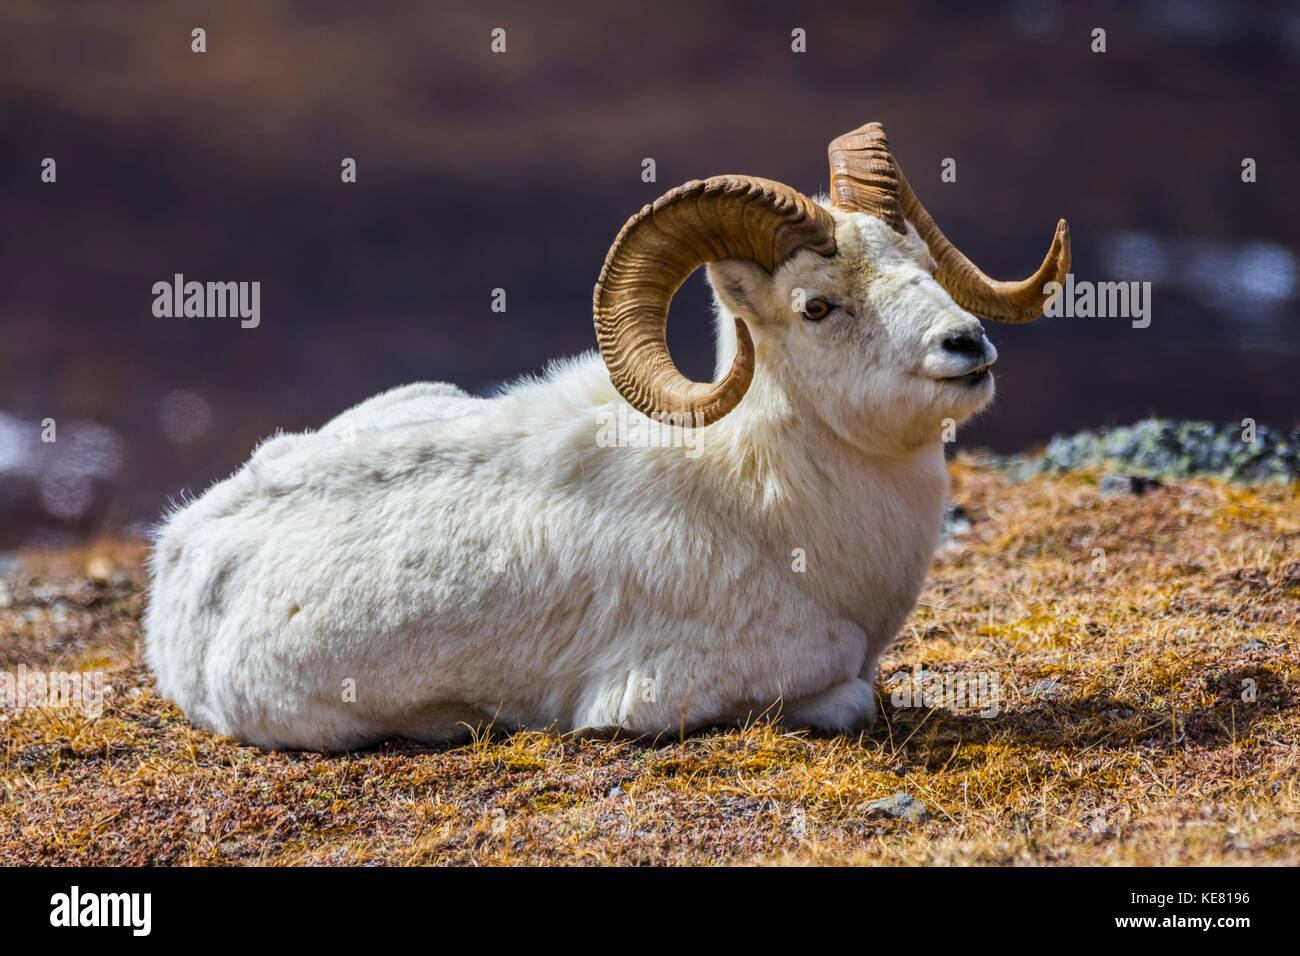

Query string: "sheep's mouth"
[[937, 364, 993, 386]]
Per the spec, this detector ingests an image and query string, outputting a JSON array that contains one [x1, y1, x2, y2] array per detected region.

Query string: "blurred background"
[[1, 0, 1298, 547]]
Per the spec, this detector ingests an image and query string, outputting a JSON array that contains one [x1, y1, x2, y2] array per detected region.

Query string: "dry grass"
[[2, 461, 1297, 865]]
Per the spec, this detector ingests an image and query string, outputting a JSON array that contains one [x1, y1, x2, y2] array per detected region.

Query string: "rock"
[[1243, 639, 1269, 652], [942, 502, 971, 536], [937, 503, 973, 552], [608, 786, 624, 798], [1002, 456, 1041, 483], [985, 418, 1300, 485], [864, 792, 930, 824], [1101, 708, 1137, 721], [1030, 678, 1063, 700], [1099, 473, 1163, 497]]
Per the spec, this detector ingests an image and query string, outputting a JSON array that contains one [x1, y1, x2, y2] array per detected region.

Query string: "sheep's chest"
[[787, 451, 948, 641]]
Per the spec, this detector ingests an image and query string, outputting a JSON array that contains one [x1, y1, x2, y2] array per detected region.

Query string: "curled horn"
[[829, 121, 1071, 323], [826, 121, 905, 233], [594, 176, 836, 426]]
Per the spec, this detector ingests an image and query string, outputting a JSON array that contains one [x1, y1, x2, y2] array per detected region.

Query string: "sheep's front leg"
[[783, 677, 877, 734]]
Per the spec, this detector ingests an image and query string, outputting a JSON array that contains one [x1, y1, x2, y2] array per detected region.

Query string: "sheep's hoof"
[[783, 678, 877, 735]]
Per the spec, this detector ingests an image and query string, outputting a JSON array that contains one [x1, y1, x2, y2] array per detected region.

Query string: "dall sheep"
[[145, 122, 1070, 750]]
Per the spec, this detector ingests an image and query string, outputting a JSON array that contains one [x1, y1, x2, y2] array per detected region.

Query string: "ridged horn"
[[593, 176, 836, 426], [897, 163, 1070, 323], [826, 121, 905, 233], [829, 121, 1072, 323]]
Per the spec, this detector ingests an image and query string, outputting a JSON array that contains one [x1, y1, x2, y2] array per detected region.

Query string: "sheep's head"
[[593, 121, 1070, 451]]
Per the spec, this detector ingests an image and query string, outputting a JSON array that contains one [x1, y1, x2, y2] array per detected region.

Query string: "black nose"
[[941, 331, 985, 358]]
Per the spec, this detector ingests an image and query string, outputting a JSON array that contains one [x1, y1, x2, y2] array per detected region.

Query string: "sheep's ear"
[[706, 259, 774, 323]]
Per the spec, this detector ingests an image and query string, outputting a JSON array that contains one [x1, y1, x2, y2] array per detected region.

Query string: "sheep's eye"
[[802, 297, 831, 321]]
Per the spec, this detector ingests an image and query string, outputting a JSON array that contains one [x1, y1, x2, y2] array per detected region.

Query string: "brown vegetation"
[[1, 462, 1297, 865]]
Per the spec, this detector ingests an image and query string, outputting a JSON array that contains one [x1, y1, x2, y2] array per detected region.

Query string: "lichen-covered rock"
[[1099, 474, 1163, 497], [864, 792, 931, 824], [998, 418, 1300, 484]]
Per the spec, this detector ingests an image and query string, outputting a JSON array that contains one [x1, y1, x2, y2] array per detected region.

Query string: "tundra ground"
[[1, 460, 1297, 865]]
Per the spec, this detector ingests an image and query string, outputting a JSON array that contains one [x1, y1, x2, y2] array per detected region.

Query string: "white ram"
[[145, 122, 1069, 749]]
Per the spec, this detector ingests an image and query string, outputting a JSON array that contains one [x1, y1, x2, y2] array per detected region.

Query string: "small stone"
[[1031, 678, 1063, 700], [608, 786, 624, 798], [1243, 639, 1269, 652], [864, 792, 930, 824], [942, 502, 971, 536], [937, 502, 973, 554], [1101, 708, 1136, 721], [1098, 474, 1127, 496], [1099, 473, 1162, 497]]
